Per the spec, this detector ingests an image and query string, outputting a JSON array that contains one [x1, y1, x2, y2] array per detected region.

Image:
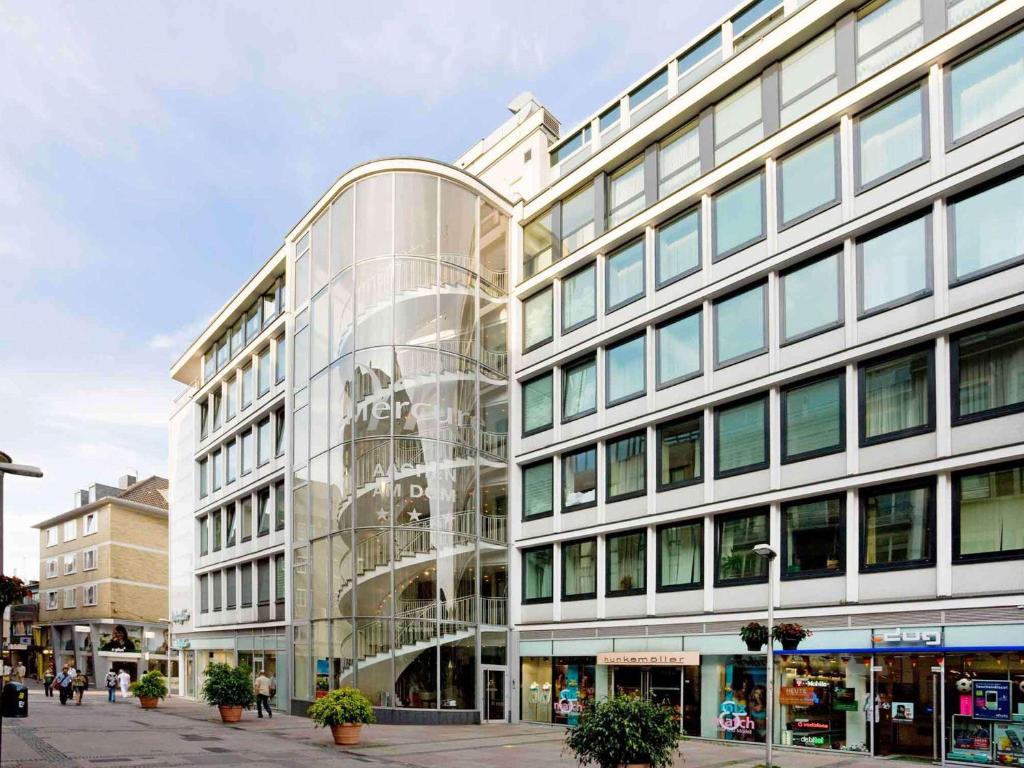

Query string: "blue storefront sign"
[[972, 680, 1011, 721]]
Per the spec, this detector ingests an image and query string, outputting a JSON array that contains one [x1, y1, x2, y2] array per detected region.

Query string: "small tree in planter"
[[200, 663, 255, 723], [564, 695, 680, 768], [307, 687, 376, 746], [739, 622, 768, 652], [129, 670, 169, 709], [773, 622, 812, 650]]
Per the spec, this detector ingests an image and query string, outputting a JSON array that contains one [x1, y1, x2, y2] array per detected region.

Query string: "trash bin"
[[2, 682, 28, 717]]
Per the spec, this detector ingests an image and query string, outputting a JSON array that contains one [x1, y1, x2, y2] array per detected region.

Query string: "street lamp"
[[753, 543, 777, 768], [0, 451, 44, 579]]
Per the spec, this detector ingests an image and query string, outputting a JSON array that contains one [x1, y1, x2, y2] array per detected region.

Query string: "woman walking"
[[43, 665, 55, 698], [73, 669, 87, 705]]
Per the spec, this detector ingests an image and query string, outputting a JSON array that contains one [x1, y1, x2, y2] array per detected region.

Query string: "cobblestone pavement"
[[1, 682, 932, 768]]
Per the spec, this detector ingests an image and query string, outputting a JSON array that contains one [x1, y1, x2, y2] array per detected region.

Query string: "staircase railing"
[[481, 597, 507, 627], [480, 514, 507, 544]]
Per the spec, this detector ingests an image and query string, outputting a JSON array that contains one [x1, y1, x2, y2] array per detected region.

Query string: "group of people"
[[43, 664, 132, 705]]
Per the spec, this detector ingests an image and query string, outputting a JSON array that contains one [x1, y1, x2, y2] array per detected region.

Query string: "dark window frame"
[[605, 529, 648, 597], [606, 431, 647, 503], [561, 537, 598, 601], [951, 458, 1024, 564], [522, 285, 554, 353], [712, 171, 767, 262], [521, 544, 554, 605], [714, 393, 770, 479], [605, 237, 647, 313], [522, 459, 555, 521], [949, 312, 1024, 425], [858, 476, 937, 573], [656, 413, 704, 491], [561, 261, 598, 334], [714, 506, 770, 587], [781, 370, 847, 463], [655, 206, 702, 289], [655, 309, 703, 389], [522, 371, 554, 437], [946, 168, 1024, 287], [853, 81, 930, 194], [562, 445, 599, 513], [779, 250, 845, 346], [561, 354, 598, 423], [713, 280, 769, 369], [777, 128, 842, 231], [780, 493, 846, 581], [857, 343, 936, 447], [856, 209, 934, 319], [655, 519, 704, 593], [605, 333, 647, 407]]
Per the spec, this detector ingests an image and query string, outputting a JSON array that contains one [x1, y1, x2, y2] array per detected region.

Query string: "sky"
[[0, 0, 733, 580]]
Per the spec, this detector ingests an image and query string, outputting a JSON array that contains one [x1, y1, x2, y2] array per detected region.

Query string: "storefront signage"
[[74, 625, 90, 633], [796, 734, 828, 747], [17, 636, 32, 646], [596, 652, 699, 667], [972, 680, 1011, 721], [172, 638, 190, 650], [780, 686, 818, 706], [892, 702, 915, 723], [171, 609, 191, 624], [794, 720, 830, 730], [832, 687, 858, 712], [718, 700, 756, 736], [871, 627, 942, 647]]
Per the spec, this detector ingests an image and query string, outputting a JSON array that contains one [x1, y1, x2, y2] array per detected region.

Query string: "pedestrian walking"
[[15, 661, 26, 683], [105, 669, 118, 703], [73, 670, 87, 705], [43, 665, 55, 698], [117, 668, 131, 699], [53, 666, 74, 705], [254, 671, 273, 718]]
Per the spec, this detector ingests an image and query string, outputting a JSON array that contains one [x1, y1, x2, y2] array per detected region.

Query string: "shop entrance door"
[[482, 667, 506, 723], [873, 656, 937, 760], [613, 668, 683, 719]]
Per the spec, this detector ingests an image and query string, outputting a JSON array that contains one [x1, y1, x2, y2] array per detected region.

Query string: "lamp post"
[[0, 451, 44, 579], [754, 543, 777, 768]]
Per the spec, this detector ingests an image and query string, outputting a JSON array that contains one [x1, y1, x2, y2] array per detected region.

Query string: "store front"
[[174, 629, 289, 710]]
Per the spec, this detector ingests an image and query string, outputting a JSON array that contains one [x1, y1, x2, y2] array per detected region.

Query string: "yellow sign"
[[597, 652, 700, 666]]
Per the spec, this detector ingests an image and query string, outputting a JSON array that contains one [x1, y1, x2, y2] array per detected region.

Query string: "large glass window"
[[948, 28, 1024, 145], [782, 252, 842, 343], [658, 123, 700, 198], [523, 373, 553, 435], [782, 496, 844, 578], [855, 85, 926, 190], [857, 0, 924, 79], [629, 69, 668, 121], [952, 316, 1024, 422], [716, 509, 769, 584], [657, 521, 702, 591], [858, 213, 931, 315], [607, 157, 645, 228], [562, 263, 596, 332], [782, 374, 845, 461], [860, 346, 933, 444], [658, 415, 702, 489], [714, 79, 763, 163], [561, 184, 595, 257], [656, 208, 700, 288], [949, 172, 1024, 283], [522, 546, 553, 603], [954, 461, 1024, 561], [524, 287, 553, 351], [607, 433, 646, 501], [678, 31, 723, 92], [606, 239, 645, 311], [524, 209, 555, 279], [606, 334, 645, 405], [657, 311, 701, 387], [778, 131, 839, 227], [780, 29, 837, 124], [562, 356, 597, 421], [607, 530, 646, 595], [522, 460, 554, 520], [562, 446, 597, 511], [714, 282, 766, 366], [861, 479, 935, 570], [947, 0, 998, 26], [715, 396, 768, 477], [713, 173, 765, 259], [562, 539, 597, 600]]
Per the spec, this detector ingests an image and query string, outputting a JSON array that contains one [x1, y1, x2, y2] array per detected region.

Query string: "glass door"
[[649, 667, 682, 722], [483, 667, 506, 723], [873, 655, 936, 759]]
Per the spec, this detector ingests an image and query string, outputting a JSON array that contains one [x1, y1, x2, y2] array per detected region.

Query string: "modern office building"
[[34, 476, 171, 684], [169, 0, 1024, 758]]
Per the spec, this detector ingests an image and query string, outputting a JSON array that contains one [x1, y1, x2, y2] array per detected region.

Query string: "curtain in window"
[[564, 541, 597, 596], [608, 436, 645, 498], [524, 376, 552, 432], [855, 0, 923, 81], [717, 399, 767, 472], [563, 361, 596, 418], [864, 353, 929, 438], [524, 549, 553, 600], [524, 290, 552, 348], [562, 186, 595, 256], [608, 160, 645, 227], [959, 466, 1024, 555], [863, 487, 930, 565], [608, 533, 646, 592], [785, 377, 842, 456], [714, 79, 763, 163], [957, 320, 1024, 417], [659, 126, 699, 197], [780, 29, 837, 123], [607, 241, 644, 308], [660, 524, 701, 587], [950, 29, 1024, 142], [563, 266, 596, 329], [524, 463, 553, 518]]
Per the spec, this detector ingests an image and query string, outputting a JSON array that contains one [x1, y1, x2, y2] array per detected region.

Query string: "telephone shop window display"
[[776, 655, 870, 752], [705, 655, 768, 742], [945, 653, 1024, 766]]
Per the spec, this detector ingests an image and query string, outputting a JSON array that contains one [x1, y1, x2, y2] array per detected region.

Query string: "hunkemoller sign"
[[596, 652, 700, 666]]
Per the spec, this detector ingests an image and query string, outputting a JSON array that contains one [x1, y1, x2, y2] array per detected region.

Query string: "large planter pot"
[[139, 696, 159, 709], [218, 705, 243, 723], [330, 723, 363, 746], [780, 638, 801, 651], [618, 763, 651, 768], [745, 639, 765, 652]]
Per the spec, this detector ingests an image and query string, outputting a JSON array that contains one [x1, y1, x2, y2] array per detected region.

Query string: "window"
[[241, 430, 253, 475], [226, 505, 236, 547], [732, 0, 782, 37], [240, 561, 253, 608], [212, 391, 222, 430], [524, 209, 555, 279], [715, 395, 769, 477], [63, 588, 76, 608], [951, 316, 1024, 423], [782, 373, 845, 462], [245, 303, 261, 344], [678, 31, 722, 92], [204, 352, 215, 383], [275, 554, 286, 603], [257, 418, 271, 465], [605, 239, 645, 311], [780, 29, 837, 124], [200, 400, 209, 438], [241, 365, 253, 408], [629, 69, 668, 122], [782, 496, 845, 578], [233, 318, 244, 356], [212, 510, 222, 552], [199, 458, 208, 498], [716, 508, 769, 584], [657, 415, 702, 490], [225, 377, 237, 421], [857, 213, 931, 316], [212, 571, 223, 612], [607, 433, 646, 501], [562, 264, 596, 333], [607, 157, 645, 228], [562, 447, 597, 511], [953, 461, 1024, 562], [257, 559, 270, 607], [199, 574, 209, 613], [561, 184, 595, 256], [275, 481, 285, 531], [714, 282, 766, 367], [657, 520, 702, 591], [562, 539, 597, 600], [199, 516, 209, 556], [63, 553, 76, 575], [778, 131, 839, 227], [658, 123, 699, 197], [714, 78, 763, 163], [599, 104, 621, 144], [860, 346, 934, 445], [861, 478, 935, 570], [83, 585, 97, 606], [947, 0, 999, 26], [855, 85, 927, 190], [212, 450, 222, 491], [856, 0, 923, 81], [45, 559, 57, 578], [607, 530, 646, 596], [551, 126, 591, 173], [257, 488, 271, 536], [226, 567, 237, 609], [606, 335, 646, 406], [522, 545, 553, 603], [46, 591, 58, 610], [83, 512, 97, 535], [46, 527, 57, 547], [276, 335, 287, 383], [63, 519, 77, 541], [216, 334, 228, 370], [656, 311, 701, 387], [781, 252, 842, 343], [524, 288, 553, 351], [257, 349, 271, 396], [274, 408, 286, 456], [240, 497, 253, 542], [656, 208, 700, 288], [713, 173, 765, 259], [523, 460, 554, 520], [225, 441, 237, 484], [948, 172, 1024, 283], [947, 27, 1024, 146], [562, 356, 597, 421], [523, 373, 553, 435]]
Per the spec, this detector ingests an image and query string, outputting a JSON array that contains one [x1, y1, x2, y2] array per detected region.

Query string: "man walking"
[[117, 668, 131, 699], [53, 665, 73, 705], [105, 669, 118, 703], [254, 670, 273, 719], [43, 664, 55, 697], [14, 661, 26, 683]]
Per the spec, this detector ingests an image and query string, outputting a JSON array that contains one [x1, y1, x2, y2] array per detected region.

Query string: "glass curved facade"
[[290, 170, 510, 714]]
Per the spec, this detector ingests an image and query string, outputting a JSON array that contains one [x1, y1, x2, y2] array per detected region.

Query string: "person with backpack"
[[73, 670, 87, 705], [53, 665, 73, 705], [105, 669, 118, 703]]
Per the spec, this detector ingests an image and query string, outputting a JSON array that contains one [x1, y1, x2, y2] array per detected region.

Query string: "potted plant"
[[200, 662, 255, 723], [564, 695, 680, 768], [307, 686, 376, 746], [739, 622, 768, 652], [773, 622, 812, 651], [129, 670, 169, 709]]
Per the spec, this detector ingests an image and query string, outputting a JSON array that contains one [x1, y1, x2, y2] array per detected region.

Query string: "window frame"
[[859, 476, 937, 573], [713, 77, 765, 164], [83, 547, 98, 571], [780, 251, 845, 345], [606, 155, 646, 229], [562, 445, 599, 513], [561, 354, 598, 423], [853, 81, 930, 194], [83, 512, 98, 536], [780, 370, 847, 463], [605, 333, 647, 407], [656, 519, 704, 593], [655, 206, 702, 290], [951, 459, 1024, 564], [776, 129, 842, 230], [855, 210, 934, 318], [714, 507, 771, 587], [523, 285, 554, 353], [561, 262, 597, 334], [656, 414, 704, 491], [605, 431, 647, 503], [713, 280, 768, 369], [714, 393, 770, 479], [854, 0, 924, 82], [522, 459, 554, 522], [946, 169, 1024, 286], [712, 171, 767, 261], [521, 544, 554, 605], [780, 493, 847, 581], [655, 310, 703, 389], [561, 537, 598, 601], [857, 343, 936, 447], [522, 371, 554, 437], [605, 237, 646, 313], [949, 313, 1024, 425], [605, 529, 648, 597]]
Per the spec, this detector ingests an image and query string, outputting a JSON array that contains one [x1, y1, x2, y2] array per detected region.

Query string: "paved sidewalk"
[[1, 682, 932, 767]]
